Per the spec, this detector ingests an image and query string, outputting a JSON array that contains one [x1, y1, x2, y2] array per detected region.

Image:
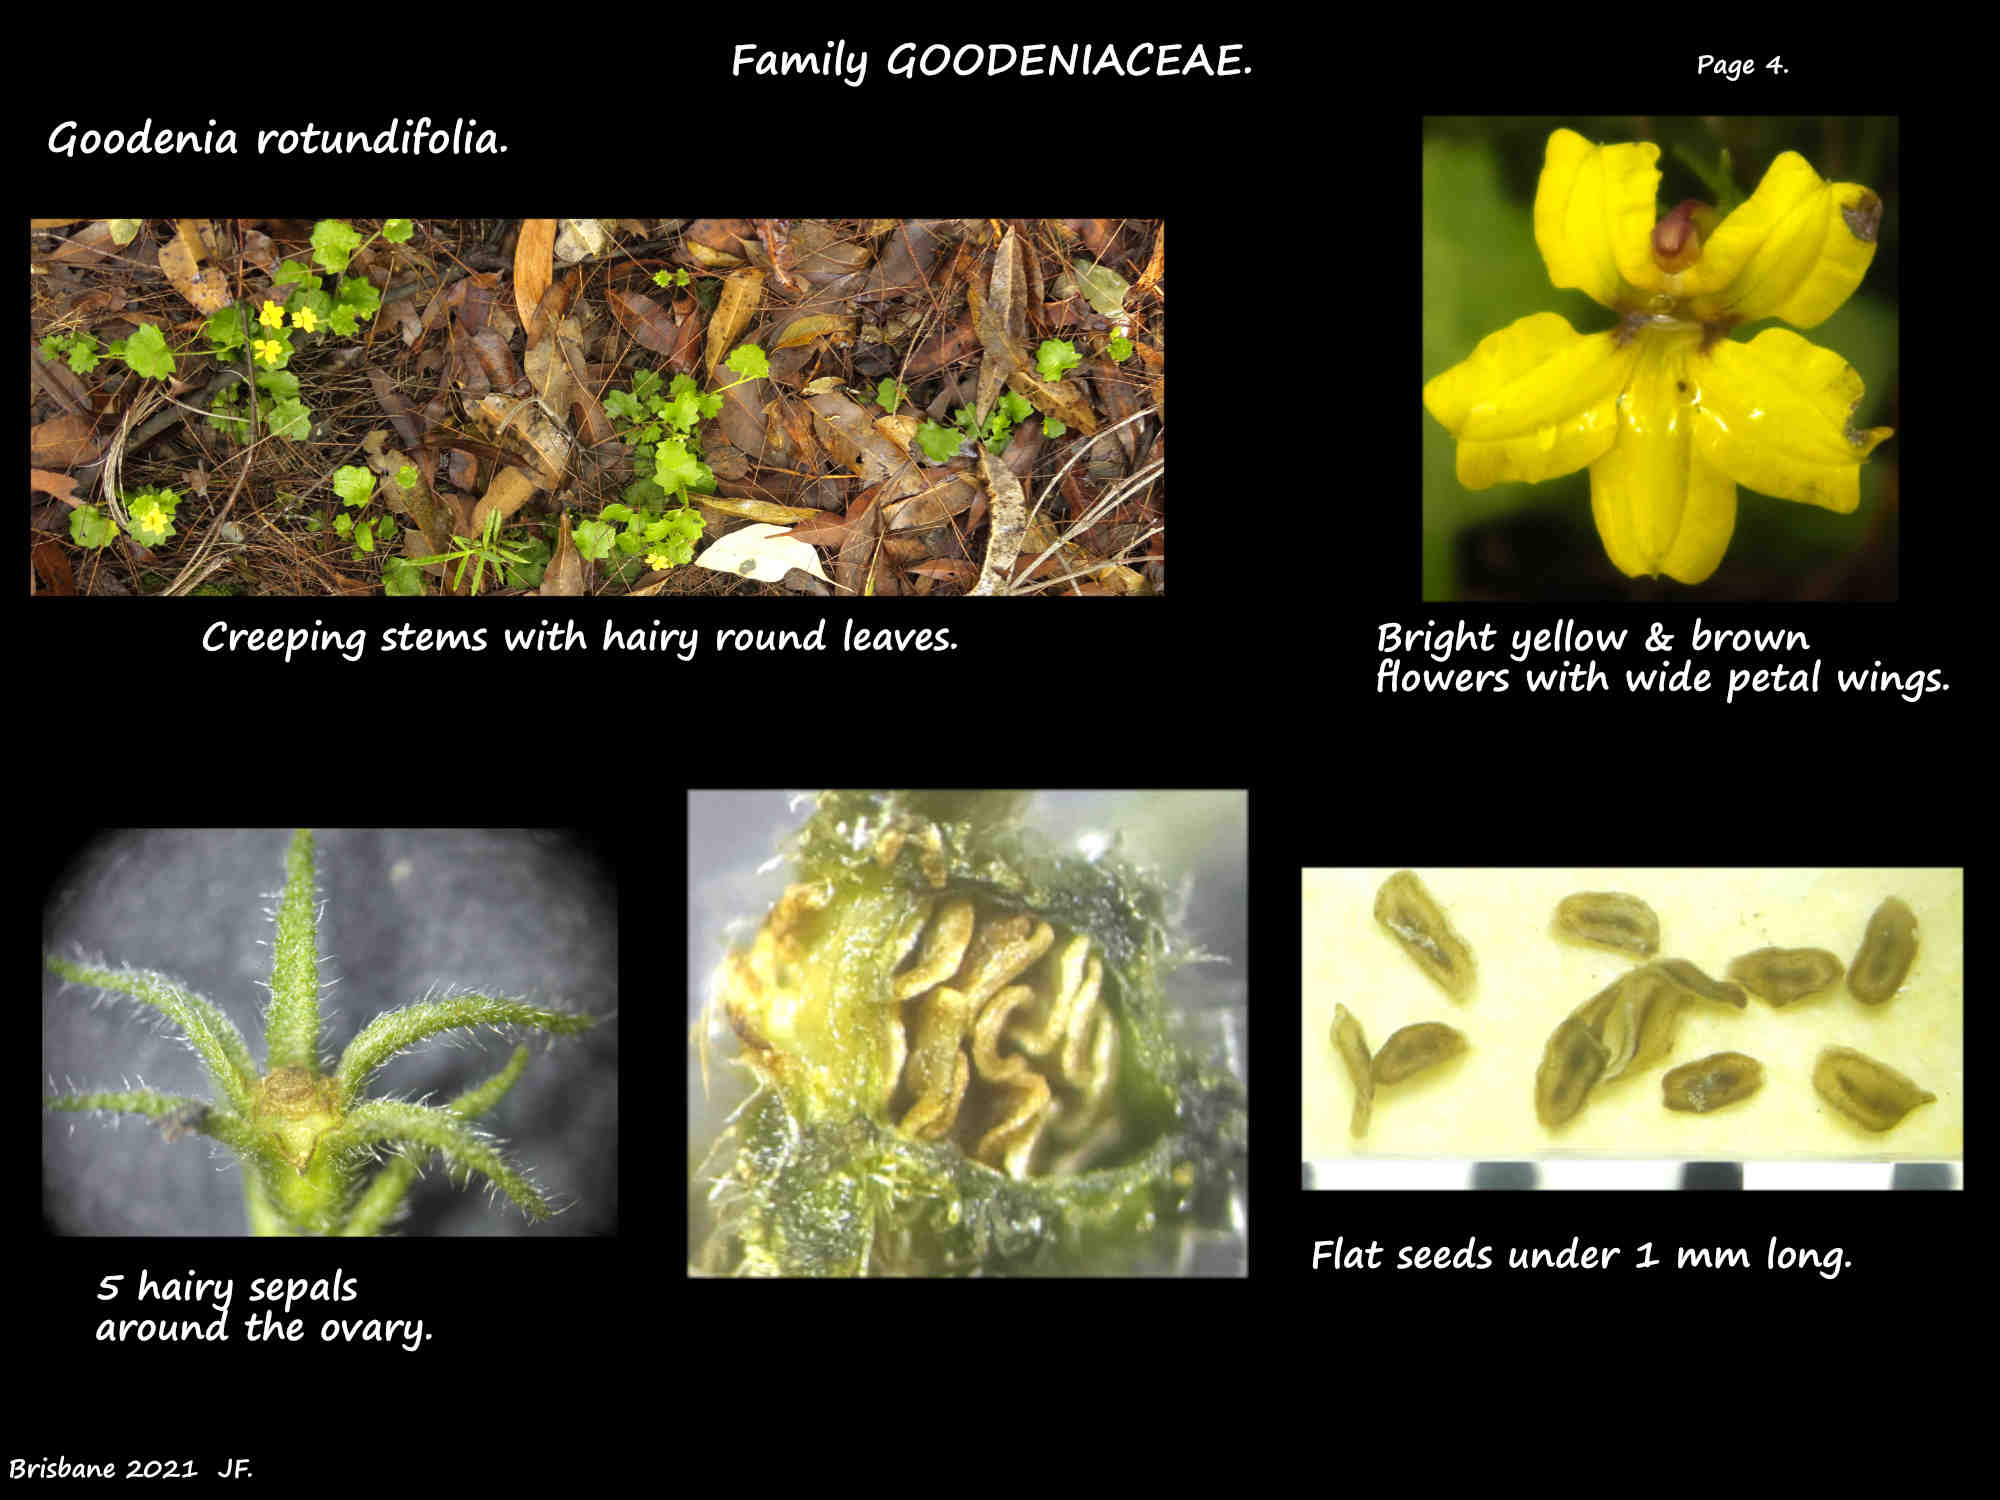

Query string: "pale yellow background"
[[1301, 869, 1963, 1162]]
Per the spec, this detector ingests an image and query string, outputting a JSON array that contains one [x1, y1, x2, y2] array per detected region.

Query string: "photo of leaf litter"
[[30, 219, 1165, 597]]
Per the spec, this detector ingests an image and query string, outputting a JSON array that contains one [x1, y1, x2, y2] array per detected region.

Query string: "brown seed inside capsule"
[[1848, 897, 1918, 1005], [1662, 1052, 1764, 1113]]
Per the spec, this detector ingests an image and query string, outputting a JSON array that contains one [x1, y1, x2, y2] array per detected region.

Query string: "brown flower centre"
[[1651, 199, 1711, 274]]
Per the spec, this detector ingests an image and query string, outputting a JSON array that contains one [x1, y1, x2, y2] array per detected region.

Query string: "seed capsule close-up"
[[692, 790, 1246, 1276]]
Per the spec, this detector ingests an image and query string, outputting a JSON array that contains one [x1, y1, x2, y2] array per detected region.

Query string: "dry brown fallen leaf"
[[158, 219, 231, 314], [976, 226, 1029, 402], [41, 221, 122, 267], [706, 267, 765, 381], [540, 509, 584, 596], [32, 539, 76, 595], [885, 472, 980, 531], [32, 413, 104, 467], [770, 312, 857, 352], [470, 465, 539, 534], [969, 447, 1027, 596], [696, 495, 822, 526], [1007, 367, 1098, 435], [31, 469, 79, 503], [470, 394, 571, 490], [608, 286, 682, 356], [1134, 223, 1166, 300], [515, 218, 557, 337], [905, 557, 977, 587]]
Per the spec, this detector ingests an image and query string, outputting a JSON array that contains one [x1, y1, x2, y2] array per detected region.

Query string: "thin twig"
[[1005, 523, 1163, 595], [1009, 449, 1164, 596]]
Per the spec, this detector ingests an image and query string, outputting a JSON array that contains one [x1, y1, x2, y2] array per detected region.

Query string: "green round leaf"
[[69, 505, 118, 549], [121, 322, 176, 379], [723, 343, 770, 381], [332, 465, 376, 508], [383, 556, 424, 595], [311, 220, 365, 274]]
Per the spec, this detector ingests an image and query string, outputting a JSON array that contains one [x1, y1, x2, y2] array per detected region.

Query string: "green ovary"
[[248, 1066, 347, 1231]]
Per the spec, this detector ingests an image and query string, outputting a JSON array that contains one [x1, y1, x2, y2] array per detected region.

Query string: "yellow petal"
[[1690, 328, 1893, 514], [1423, 312, 1639, 488], [1685, 152, 1881, 327], [1534, 129, 1661, 309], [1588, 333, 1737, 583]]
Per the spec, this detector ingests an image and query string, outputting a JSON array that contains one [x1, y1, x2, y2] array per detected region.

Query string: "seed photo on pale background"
[[1304, 868, 1958, 1180]]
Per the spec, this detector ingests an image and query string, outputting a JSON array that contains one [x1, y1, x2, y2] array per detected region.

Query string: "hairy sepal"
[[264, 829, 323, 1070], [330, 1098, 553, 1221], [44, 956, 258, 1115], [334, 992, 592, 1110]]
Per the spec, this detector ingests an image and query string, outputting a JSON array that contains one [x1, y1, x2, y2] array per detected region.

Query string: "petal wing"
[[1587, 336, 1737, 583], [1691, 329, 1894, 514], [1534, 129, 1661, 308], [1686, 152, 1881, 327], [1423, 312, 1640, 488]]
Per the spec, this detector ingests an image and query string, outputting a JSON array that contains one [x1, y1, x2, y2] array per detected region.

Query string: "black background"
[[15, 25, 1962, 1478]]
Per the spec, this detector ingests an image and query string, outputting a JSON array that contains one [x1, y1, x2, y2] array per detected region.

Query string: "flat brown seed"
[[1566, 971, 1682, 1083], [1652, 958, 1748, 1010], [1662, 1051, 1765, 1113], [1812, 1046, 1937, 1132], [1331, 1004, 1374, 1139], [1727, 947, 1844, 1006], [1848, 897, 1918, 1005], [1554, 891, 1660, 957], [1374, 870, 1476, 999], [1612, 967, 1690, 1079], [1372, 1022, 1469, 1085], [1536, 1015, 1610, 1130]]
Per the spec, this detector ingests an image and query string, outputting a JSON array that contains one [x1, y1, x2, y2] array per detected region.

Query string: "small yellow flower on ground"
[[252, 338, 283, 366], [646, 551, 672, 571], [258, 300, 287, 330], [293, 306, 320, 334], [1423, 128, 1893, 584]]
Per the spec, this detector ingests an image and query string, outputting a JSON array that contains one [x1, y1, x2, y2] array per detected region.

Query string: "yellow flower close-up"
[[257, 299, 287, 330], [293, 305, 320, 333], [1424, 125, 1894, 588], [252, 338, 283, 366]]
